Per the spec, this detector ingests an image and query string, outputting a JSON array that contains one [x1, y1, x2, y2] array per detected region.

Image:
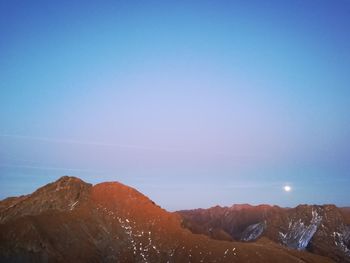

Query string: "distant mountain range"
[[178, 204, 350, 262], [0, 176, 347, 262]]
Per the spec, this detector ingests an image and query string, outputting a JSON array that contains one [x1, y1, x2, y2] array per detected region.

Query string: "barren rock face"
[[0, 176, 333, 263], [178, 204, 350, 262]]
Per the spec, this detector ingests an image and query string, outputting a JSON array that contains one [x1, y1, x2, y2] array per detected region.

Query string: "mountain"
[[178, 204, 350, 262], [0, 176, 333, 263]]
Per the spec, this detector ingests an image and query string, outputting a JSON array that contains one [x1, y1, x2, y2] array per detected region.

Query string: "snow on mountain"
[[279, 208, 322, 250]]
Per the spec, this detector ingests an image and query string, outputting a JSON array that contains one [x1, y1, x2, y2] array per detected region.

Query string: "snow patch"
[[279, 208, 322, 250], [69, 201, 79, 210], [241, 222, 266, 241]]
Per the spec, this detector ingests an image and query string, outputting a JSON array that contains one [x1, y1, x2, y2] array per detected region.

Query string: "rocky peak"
[[90, 181, 171, 224], [0, 176, 92, 223], [229, 204, 253, 210]]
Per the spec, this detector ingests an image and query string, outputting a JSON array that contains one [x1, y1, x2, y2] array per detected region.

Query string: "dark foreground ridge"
[[0, 176, 340, 262]]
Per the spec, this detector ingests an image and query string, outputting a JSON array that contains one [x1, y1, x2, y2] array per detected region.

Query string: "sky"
[[1, 0, 350, 211]]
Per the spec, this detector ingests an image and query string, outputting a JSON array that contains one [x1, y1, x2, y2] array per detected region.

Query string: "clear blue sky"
[[1, 0, 349, 210]]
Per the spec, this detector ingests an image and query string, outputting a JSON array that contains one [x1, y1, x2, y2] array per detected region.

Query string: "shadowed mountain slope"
[[178, 204, 350, 262]]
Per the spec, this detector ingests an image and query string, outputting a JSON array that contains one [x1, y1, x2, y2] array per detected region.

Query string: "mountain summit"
[[0, 176, 335, 262], [0, 176, 91, 223]]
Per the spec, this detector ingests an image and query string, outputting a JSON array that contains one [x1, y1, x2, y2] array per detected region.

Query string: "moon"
[[284, 185, 292, 192]]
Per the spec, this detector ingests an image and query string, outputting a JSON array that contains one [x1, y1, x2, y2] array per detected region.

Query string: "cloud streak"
[[0, 133, 230, 156], [0, 163, 103, 173]]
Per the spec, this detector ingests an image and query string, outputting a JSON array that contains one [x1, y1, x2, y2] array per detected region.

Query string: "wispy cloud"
[[0, 163, 103, 173], [132, 181, 286, 190], [0, 133, 230, 156], [223, 182, 284, 189], [0, 164, 103, 174]]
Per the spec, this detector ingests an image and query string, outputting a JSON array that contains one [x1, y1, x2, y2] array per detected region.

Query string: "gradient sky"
[[1, 0, 350, 211]]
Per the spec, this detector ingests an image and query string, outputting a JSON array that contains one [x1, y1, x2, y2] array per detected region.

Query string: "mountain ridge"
[[178, 203, 350, 262], [0, 176, 338, 262]]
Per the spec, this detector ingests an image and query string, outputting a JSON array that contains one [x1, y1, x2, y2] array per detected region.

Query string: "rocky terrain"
[[0, 176, 333, 262], [178, 204, 350, 262]]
